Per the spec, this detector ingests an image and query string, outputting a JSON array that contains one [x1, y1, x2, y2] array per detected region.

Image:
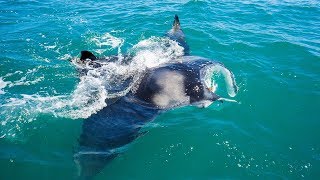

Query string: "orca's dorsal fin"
[[173, 15, 180, 31], [80, 51, 97, 61], [167, 15, 190, 55]]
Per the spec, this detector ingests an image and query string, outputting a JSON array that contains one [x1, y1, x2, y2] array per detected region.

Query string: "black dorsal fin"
[[167, 15, 190, 55], [173, 14, 180, 31], [80, 51, 97, 61]]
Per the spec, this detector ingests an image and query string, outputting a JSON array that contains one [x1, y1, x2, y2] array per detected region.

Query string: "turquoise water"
[[1, 0, 320, 179]]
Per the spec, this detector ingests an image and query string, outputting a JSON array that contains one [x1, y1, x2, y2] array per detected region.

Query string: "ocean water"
[[1, 0, 320, 179]]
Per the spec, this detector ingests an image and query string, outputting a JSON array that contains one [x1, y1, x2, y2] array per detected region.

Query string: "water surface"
[[1, 0, 320, 179]]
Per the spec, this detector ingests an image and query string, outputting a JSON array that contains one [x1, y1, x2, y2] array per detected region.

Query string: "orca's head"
[[184, 70, 221, 108], [183, 58, 238, 108], [133, 58, 237, 109], [133, 63, 221, 109]]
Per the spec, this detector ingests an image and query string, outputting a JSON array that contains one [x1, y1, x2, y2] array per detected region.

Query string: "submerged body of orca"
[[74, 15, 238, 178]]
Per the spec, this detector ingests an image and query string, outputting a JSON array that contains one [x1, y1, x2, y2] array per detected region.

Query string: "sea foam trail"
[[0, 35, 185, 140]]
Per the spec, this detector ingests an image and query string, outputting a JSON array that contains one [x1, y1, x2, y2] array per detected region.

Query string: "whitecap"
[[0, 77, 9, 95]]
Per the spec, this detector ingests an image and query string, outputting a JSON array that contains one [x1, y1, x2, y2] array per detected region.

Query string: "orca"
[[73, 15, 238, 179]]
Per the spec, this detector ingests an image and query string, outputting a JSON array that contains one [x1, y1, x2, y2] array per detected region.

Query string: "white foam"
[[3, 71, 23, 78], [90, 33, 124, 60], [3, 67, 44, 88], [8, 76, 44, 87], [0, 77, 8, 95], [58, 54, 72, 61], [130, 37, 184, 68], [91, 33, 123, 49]]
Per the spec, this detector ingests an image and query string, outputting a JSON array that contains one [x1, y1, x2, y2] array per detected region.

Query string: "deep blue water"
[[1, 0, 320, 179]]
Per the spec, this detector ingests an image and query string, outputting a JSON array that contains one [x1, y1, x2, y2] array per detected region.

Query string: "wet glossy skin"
[[75, 58, 220, 178]]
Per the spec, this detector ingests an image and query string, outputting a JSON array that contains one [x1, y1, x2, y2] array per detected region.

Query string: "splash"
[[202, 64, 238, 98], [129, 37, 184, 68], [0, 35, 185, 140], [89, 33, 124, 61], [90, 33, 124, 49]]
